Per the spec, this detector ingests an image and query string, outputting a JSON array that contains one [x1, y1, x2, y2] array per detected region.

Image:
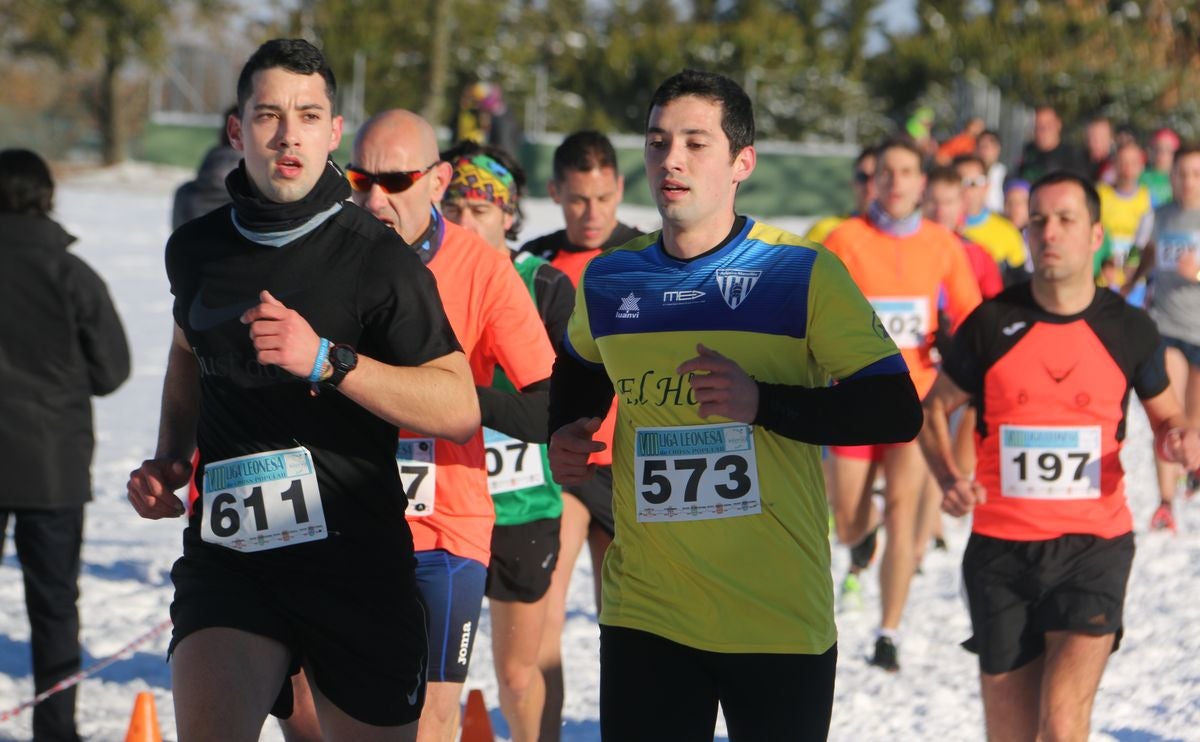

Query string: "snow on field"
[[1, 162, 1197, 741]]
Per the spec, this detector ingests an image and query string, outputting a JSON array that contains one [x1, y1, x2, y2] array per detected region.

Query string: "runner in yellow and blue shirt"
[[548, 69, 922, 742]]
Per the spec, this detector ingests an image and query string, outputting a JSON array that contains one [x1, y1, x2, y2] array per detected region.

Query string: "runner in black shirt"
[[126, 39, 478, 741]]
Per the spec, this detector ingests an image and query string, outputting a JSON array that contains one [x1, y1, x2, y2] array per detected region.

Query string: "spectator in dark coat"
[[171, 105, 241, 229], [0, 148, 131, 741]]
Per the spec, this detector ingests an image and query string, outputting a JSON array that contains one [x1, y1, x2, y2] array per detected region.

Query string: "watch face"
[[331, 345, 357, 370]]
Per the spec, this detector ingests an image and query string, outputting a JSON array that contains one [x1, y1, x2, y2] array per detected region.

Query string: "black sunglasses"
[[854, 170, 873, 184], [345, 163, 439, 194]]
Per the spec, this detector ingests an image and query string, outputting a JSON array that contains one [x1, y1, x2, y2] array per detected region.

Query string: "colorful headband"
[[445, 154, 515, 212]]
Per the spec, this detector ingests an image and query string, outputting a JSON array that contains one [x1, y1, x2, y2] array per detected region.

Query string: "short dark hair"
[[1173, 144, 1200, 167], [553, 130, 619, 182], [1114, 138, 1144, 157], [0, 148, 54, 216], [236, 39, 336, 117], [854, 144, 878, 170], [926, 165, 962, 187], [978, 129, 1001, 145], [440, 139, 526, 240], [646, 69, 754, 157], [952, 153, 986, 172], [877, 134, 925, 169], [1030, 171, 1101, 224]]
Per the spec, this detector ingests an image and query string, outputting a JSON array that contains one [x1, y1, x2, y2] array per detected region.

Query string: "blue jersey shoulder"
[[581, 219, 821, 340]]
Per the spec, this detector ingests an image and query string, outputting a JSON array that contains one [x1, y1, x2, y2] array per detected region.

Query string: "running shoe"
[[869, 636, 899, 672], [850, 527, 879, 570], [1149, 502, 1176, 533], [839, 572, 863, 611]]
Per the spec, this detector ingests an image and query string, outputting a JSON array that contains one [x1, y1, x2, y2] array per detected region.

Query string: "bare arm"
[[338, 350, 480, 444], [127, 323, 198, 519], [242, 290, 480, 444], [918, 372, 987, 516], [1141, 387, 1200, 470]]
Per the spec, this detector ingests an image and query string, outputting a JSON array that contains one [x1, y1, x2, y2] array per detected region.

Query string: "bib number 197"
[[999, 425, 1101, 500]]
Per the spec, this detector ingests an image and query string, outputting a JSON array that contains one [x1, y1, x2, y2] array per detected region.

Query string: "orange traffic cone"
[[124, 691, 162, 742], [460, 688, 494, 742]]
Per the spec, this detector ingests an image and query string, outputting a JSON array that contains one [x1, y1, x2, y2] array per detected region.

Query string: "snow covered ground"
[[1, 162, 1197, 741]]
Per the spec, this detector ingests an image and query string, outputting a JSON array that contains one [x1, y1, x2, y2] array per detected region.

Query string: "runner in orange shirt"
[[825, 134, 981, 671], [281, 110, 555, 742]]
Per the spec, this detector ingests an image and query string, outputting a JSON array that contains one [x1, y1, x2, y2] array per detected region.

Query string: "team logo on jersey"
[[1001, 321, 1027, 337], [1043, 361, 1078, 384], [662, 289, 706, 306], [615, 293, 641, 319], [873, 313, 888, 340], [715, 269, 761, 309]]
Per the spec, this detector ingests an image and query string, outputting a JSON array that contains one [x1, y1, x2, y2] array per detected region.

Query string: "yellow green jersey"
[[963, 210, 1027, 269], [564, 218, 905, 654], [804, 214, 848, 244]]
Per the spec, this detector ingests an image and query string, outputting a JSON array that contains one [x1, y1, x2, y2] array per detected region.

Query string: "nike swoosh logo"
[[188, 289, 299, 332], [1001, 321, 1026, 336], [405, 654, 425, 706]]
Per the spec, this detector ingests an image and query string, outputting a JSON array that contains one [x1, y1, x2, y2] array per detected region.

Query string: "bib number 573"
[[640, 455, 752, 504]]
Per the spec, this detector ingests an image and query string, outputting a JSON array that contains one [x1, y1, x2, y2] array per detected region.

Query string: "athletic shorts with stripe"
[[414, 549, 488, 683]]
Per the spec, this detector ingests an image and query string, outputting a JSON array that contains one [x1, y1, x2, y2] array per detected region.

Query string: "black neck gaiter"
[[226, 159, 351, 233]]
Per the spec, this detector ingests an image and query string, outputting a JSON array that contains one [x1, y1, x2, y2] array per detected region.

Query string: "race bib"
[[397, 438, 437, 516], [871, 297, 930, 350], [999, 425, 1101, 500], [201, 447, 327, 552], [484, 427, 546, 495], [1156, 231, 1199, 272], [1110, 237, 1134, 267], [633, 423, 761, 522]]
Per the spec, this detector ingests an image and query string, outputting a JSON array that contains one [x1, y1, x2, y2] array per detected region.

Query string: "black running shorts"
[[961, 531, 1135, 675], [486, 517, 561, 603], [564, 464, 614, 536], [169, 540, 428, 727], [599, 625, 836, 742]]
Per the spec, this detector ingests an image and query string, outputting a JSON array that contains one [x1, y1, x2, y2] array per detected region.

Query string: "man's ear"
[[228, 111, 244, 152]]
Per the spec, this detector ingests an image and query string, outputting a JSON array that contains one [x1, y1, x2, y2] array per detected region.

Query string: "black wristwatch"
[[326, 344, 358, 388]]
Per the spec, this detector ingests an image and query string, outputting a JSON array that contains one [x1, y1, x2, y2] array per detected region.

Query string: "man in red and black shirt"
[[919, 171, 1200, 741]]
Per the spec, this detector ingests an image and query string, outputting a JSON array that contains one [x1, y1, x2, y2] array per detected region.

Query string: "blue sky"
[[870, 0, 918, 54]]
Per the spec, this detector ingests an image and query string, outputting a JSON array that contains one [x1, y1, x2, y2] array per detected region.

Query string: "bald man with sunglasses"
[[281, 109, 555, 742]]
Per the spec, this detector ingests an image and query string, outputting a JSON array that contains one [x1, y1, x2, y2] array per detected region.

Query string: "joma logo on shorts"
[[457, 621, 473, 665]]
